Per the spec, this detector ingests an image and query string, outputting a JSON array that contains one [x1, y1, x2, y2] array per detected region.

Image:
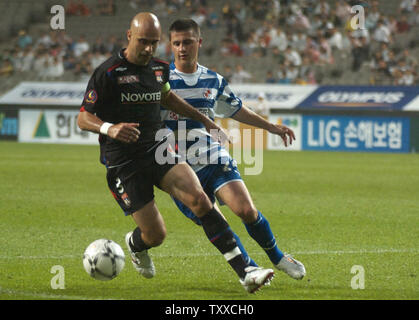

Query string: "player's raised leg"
[[216, 180, 306, 280], [160, 162, 274, 292]]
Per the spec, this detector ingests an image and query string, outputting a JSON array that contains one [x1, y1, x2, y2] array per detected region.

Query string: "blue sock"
[[244, 211, 284, 265], [233, 232, 258, 267]]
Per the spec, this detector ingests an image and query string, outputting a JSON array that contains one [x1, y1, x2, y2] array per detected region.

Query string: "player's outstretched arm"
[[77, 110, 140, 144], [231, 105, 295, 147]]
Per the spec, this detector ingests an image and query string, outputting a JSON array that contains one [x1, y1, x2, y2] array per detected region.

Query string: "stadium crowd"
[[0, 0, 418, 85]]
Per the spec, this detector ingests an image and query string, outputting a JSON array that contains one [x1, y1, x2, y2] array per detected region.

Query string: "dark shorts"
[[106, 153, 176, 215]]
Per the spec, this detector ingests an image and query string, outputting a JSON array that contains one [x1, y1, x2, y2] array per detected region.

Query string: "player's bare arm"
[[161, 89, 230, 144], [231, 106, 295, 147], [77, 110, 141, 144]]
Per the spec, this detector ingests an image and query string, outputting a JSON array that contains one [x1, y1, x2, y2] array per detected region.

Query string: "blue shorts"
[[173, 158, 242, 225]]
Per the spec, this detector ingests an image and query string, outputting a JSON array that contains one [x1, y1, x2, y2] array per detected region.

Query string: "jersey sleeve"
[[214, 77, 242, 118], [161, 62, 171, 94], [80, 69, 109, 114]]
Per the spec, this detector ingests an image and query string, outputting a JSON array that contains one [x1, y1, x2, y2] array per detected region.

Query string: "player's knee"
[[189, 190, 212, 216], [143, 228, 166, 247], [236, 205, 258, 223]]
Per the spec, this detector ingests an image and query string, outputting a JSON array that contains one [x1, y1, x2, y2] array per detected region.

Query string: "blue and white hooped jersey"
[[161, 62, 242, 172]]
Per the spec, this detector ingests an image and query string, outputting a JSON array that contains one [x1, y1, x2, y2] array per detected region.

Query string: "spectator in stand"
[[156, 33, 171, 61], [327, 24, 343, 51], [92, 36, 107, 54], [253, 92, 269, 117], [97, 0, 116, 16], [90, 50, 108, 69], [392, 68, 404, 85], [74, 57, 92, 81], [292, 31, 307, 52], [304, 36, 320, 63], [0, 59, 13, 77], [299, 55, 316, 84], [105, 35, 117, 54], [47, 56, 64, 79], [226, 15, 244, 42], [387, 15, 399, 34], [63, 54, 77, 71], [220, 38, 242, 57], [206, 6, 219, 29], [230, 64, 252, 84], [365, 3, 381, 30], [189, 6, 206, 26], [270, 27, 288, 52], [293, 8, 311, 31], [284, 45, 302, 67], [17, 30, 32, 49], [319, 34, 333, 63], [233, 1, 247, 23], [222, 2, 235, 21], [73, 35, 90, 58], [242, 33, 258, 56], [351, 35, 369, 71], [399, 0, 417, 14], [408, 3, 419, 26], [335, 0, 351, 22], [285, 64, 299, 83], [314, 0, 330, 17], [66, 0, 91, 16], [252, 2, 268, 20], [387, 50, 398, 74], [397, 15, 411, 33], [399, 48, 418, 69], [20, 45, 35, 72], [373, 19, 392, 43], [33, 49, 52, 80], [372, 59, 392, 84], [66, 0, 79, 15], [223, 65, 233, 83], [36, 32, 55, 48], [277, 63, 291, 84], [379, 42, 391, 62], [401, 69, 416, 85], [265, 70, 277, 83]]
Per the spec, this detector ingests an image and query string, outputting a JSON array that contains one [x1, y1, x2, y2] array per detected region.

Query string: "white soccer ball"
[[83, 239, 125, 281]]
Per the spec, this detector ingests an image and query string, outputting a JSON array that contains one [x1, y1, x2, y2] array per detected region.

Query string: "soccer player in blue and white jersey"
[[161, 19, 306, 281]]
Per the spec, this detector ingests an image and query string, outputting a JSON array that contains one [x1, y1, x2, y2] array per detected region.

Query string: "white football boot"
[[125, 232, 155, 279], [240, 266, 275, 293], [276, 253, 306, 280]]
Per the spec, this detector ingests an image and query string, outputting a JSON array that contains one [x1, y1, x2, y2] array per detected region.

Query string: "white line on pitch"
[[0, 248, 417, 260]]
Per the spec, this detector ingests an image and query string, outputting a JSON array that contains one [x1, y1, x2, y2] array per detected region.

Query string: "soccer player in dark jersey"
[[77, 12, 274, 293], [161, 19, 305, 280]]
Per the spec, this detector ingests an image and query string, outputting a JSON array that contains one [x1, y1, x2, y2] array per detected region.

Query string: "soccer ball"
[[83, 239, 125, 281]]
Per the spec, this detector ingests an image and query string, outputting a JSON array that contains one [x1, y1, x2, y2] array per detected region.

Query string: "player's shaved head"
[[129, 12, 161, 37], [125, 12, 161, 65]]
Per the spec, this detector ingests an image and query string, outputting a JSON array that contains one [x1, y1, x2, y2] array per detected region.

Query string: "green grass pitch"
[[0, 141, 418, 300]]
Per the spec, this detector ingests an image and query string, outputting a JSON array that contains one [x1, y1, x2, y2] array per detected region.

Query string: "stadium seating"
[[0, 0, 417, 95]]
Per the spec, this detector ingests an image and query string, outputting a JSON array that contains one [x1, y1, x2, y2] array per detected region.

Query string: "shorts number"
[[115, 178, 124, 194]]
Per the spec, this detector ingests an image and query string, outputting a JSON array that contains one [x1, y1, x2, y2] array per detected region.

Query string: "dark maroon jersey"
[[81, 49, 170, 167]]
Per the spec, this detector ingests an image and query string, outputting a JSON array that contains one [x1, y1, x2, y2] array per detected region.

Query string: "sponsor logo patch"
[[85, 90, 97, 104], [117, 75, 140, 84], [155, 70, 163, 83]]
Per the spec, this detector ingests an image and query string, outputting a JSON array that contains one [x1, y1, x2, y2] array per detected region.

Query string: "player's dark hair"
[[169, 18, 201, 40]]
